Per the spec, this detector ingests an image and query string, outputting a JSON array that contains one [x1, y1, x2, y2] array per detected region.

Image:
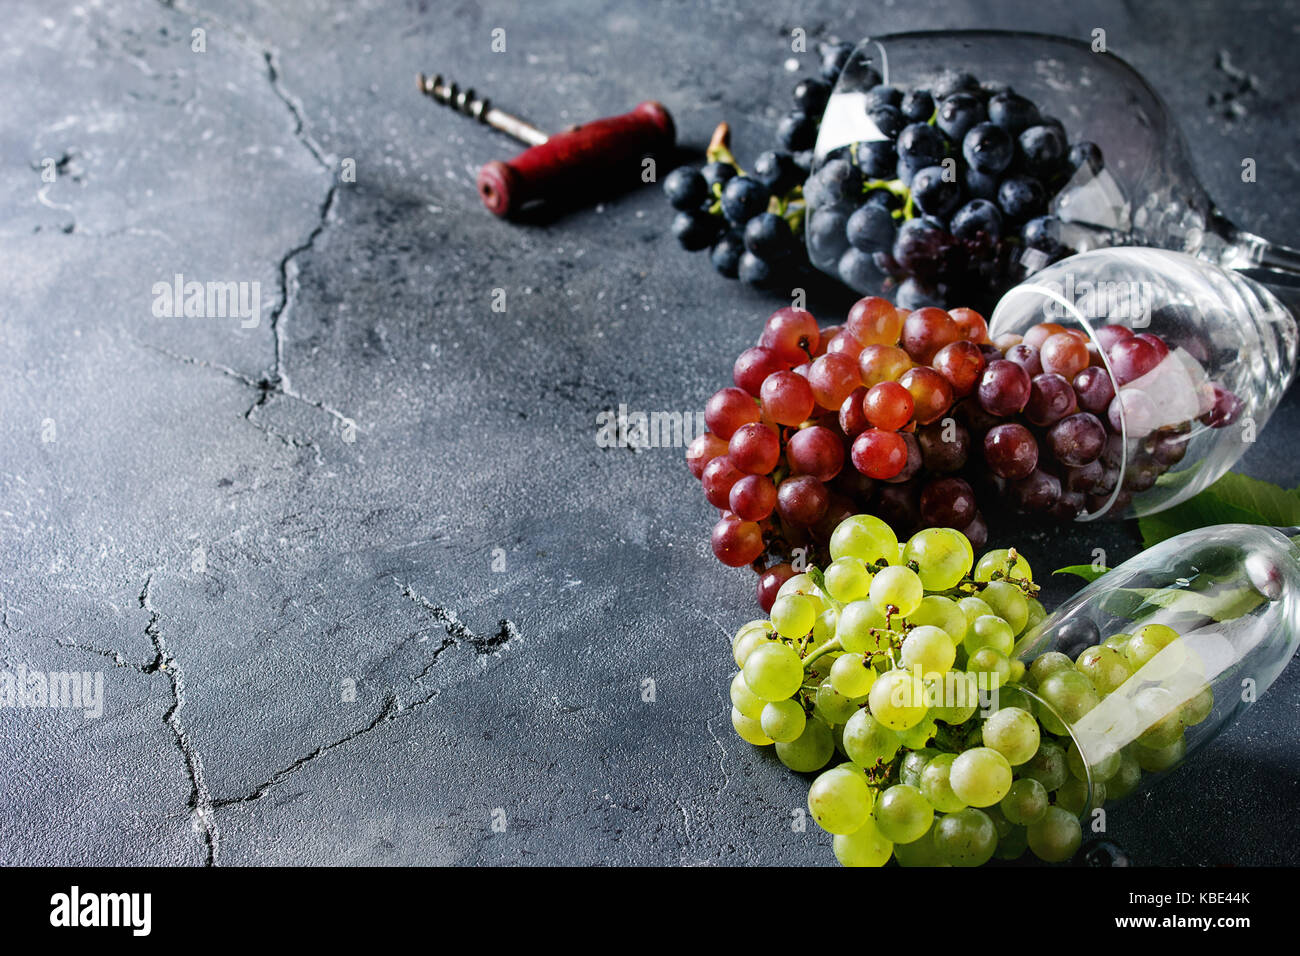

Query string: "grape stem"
[[801, 637, 842, 670]]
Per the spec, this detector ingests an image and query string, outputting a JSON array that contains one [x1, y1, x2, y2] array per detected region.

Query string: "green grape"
[[980, 581, 1029, 635], [742, 642, 804, 701], [771, 594, 816, 639], [901, 624, 956, 675], [760, 698, 807, 743], [1024, 597, 1047, 633], [832, 816, 894, 867], [812, 607, 839, 645], [869, 565, 924, 618], [814, 680, 859, 725], [898, 715, 938, 749], [1102, 632, 1132, 654], [729, 671, 766, 720], [1134, 734, 1186, 773], [1019, 739, 1068, 791], [1125, 623, 1179, 670], [1027, 806, 1082, 863], [993, 824, 1029, 860], [1075, 644, 1132, 695], [950, 747, 1013, 807], [829, 514, 898, 565], [823, 556, 873, 603], [1036, 669, 1100, 732], [1000, 777, 1049, 825], [984, 802, 1014, 840], [910, 595, 968, 644], [731, 706, 773, 745], [1181, 685, 1213, 727], [957, 596, 995, 631], [893, 823, 947, 867], [903, 527, 974, 591], [835, 600, 888, 654], [967, 647, 1011, 687], [900, 748, 938, 789], [974, 548, 1033, 583], [808, 765, 873, 834], [1066, 740, 1120, 783], [1028, 651, 1074, 686], [981, 706, 1041, 765], [966, 615, 1015, 656], [843, 708, 902, 768], [1055, 776, 1096, 815], [830, 652, 877, 698], [732, 619, 773, 649], [776, 717, 834, 772], [919, 753, 967, 813], [1008, 659, 1026, 684], [873, 784, 934, 844], [776, 573, 828, 614], [733, 629, 773, 668], [932, 808, 997, 867], [931, 670, 981, 724], [868, 669, 928, 730], [1134, 686, 1185, 748], [1104, 749, 1142, 800]]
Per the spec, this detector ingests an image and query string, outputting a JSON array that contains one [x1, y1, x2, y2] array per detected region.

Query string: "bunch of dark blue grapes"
[[804, 65, 1105, 311], [661, 41, 860, 289]]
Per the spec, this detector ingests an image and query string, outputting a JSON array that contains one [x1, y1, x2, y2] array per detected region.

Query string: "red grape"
[[826, 329, 866, 361], [993, 332, 1023, 351], [712, 515, 765, 567], [900, 307, 961, 363], [786, 425, 846, 482], [876, 481, 921, 531], [1023, 322, 1067, 350], [1200, 383, 1244, 428], [759, 370, 815, 426], [932, 340, 987, 396], [705, 386, 760, 439], [1046, 412, 1107, 466], [920, 477, 977, 528], [729, 474, 777, 521], [734, 346, 789, 396], [978, 359, 1031, 417], [983, 423, 1039, 479], [1135, 332, 1170, 359], [1010, 469, 1062, 513], [1072, 365, 1116, 415], [1005, 343, 1042, 377], [960, 512, 989, 551], [702, 456, 743, 509], [1063, 459, 1104, 493], [1107, 337, 1161, 385], [862, 381, 915, 431], [851, 428, 909, 480], [728, 422, 781, 474], [1024, 373, 1078, 427], [917, 420, 970, 473], [859, 344, 914, 387], [807, 353, 862, 410], [1051, 490, 1086, 522], [949, 307, 989, 343], [846, 296, 905, 346], [1040, 332, 1090, 379], [899, 367, 954, 425], [686, 432, 728, 479], [776, 475, 830, 526], [757, 563, 796, 613], [885, 431, 923, 484], [1092, 324, 1133, 351], [761, 307, 820, 364], [839, 386, 870, 438], [814, 325, 842, 358]]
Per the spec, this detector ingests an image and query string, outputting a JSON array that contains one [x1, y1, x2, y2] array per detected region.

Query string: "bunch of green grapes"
[[726, 512, 1212, 867]]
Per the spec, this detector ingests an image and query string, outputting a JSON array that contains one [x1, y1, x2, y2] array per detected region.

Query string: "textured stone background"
[[1, 0, 1297, 866]]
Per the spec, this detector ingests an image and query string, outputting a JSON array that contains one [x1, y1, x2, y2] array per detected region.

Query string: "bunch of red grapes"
[[687, 299, 1243, 611]]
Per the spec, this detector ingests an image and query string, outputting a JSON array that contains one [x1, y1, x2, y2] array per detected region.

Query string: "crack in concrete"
[[395, 582, 519, 657]]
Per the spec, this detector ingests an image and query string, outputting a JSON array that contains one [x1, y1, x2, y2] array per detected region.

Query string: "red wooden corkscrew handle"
[[476, 101, 675, 217]]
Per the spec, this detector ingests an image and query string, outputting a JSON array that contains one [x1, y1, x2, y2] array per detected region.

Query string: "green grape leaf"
[[1137, 472, 1300, 548], [1053, 565, 1111, 583], [1099, 584, 1265, 627]]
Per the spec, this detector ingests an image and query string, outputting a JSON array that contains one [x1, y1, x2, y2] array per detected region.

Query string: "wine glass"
[[806, 30, 1300, 308]]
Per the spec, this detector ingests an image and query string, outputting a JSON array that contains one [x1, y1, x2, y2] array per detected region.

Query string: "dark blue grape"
[[845, 202, 896, 252], [1068, 141, 1104, 173], [838, 247, 882, 289], [739, 250, 777, 288], [793, 77, 831, 114], [752, 150, 801, 195], [936, 92, 986, 144], [808, 207, 849, 262], [804, 158, 862, 207], [867, 104, 906, 140], [950, 198, 1003, 240], [892, 217, 948, 274], [856, 139, 897, 179], [932, 70, 980, 100], [1052, 616, 1100, 659], [899, 89, 934, 122], [1018, 124, 1067, 178], [1022, 215, 1064, 254], [663, 167, 707, 211], [964, 166, 1000, 200], [898, 123, 948, 165], [981, 81, 1013, 99], [777, 110, 817, 151], [671, 210, 720, 251], [819, 41, 854, 82], [720, 176, 770, 225], [701, 161, 736, 191], [996, 175, 1045, 222], [710, 231, 744, 277], [793, 150, 815, 173], [864, 85, 902, 110], [864, 188, 903, 213], [1080, 840, 1131, 867], [744, 212, 795, 260], [987, 91, 1040, 135], [962, 122, 1014, 174], [911, 165, 963, 218], [896, 277, 945, 309]]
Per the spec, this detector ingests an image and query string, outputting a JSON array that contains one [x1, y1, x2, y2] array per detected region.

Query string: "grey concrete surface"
[[1, 0, 1298, 866]]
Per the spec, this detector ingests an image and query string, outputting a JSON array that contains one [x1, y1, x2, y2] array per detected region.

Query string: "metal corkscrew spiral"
[[416, 72, 549, 147]]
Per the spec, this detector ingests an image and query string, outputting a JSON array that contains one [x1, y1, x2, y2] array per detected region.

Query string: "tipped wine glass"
[[806, 30, 1300, 308]]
